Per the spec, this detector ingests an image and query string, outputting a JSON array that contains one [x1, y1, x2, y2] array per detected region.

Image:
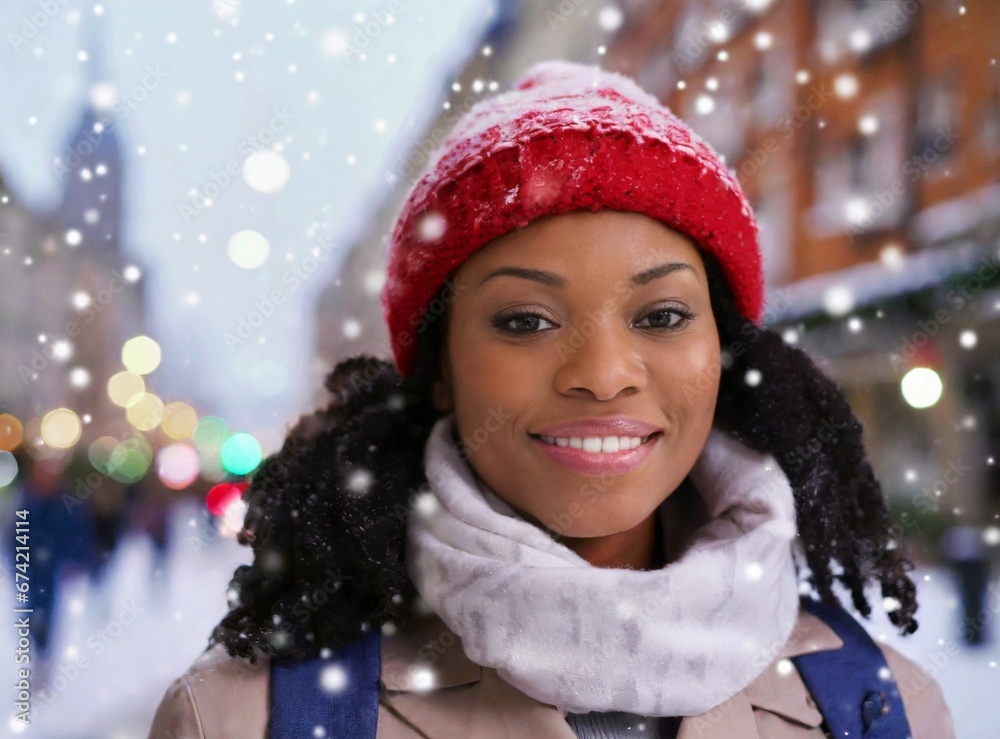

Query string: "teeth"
[[539, 434, 649, 453]]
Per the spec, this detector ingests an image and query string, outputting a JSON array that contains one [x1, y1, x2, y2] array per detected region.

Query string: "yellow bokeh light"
[[0, 414, 24, 451], [162, 402, 198, 440], [108, 371, 146, 407], [126, 393, 166, 431], [40, 408, 82, 449], [122, 335, 162, 375]]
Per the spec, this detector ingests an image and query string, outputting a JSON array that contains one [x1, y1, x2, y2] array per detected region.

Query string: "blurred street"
[[1, 0, 998, 735]]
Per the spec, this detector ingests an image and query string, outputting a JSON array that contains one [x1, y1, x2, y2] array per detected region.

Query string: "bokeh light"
[[0, 414, 24, 451], [206, 481, 249, 516], [121, 335, 162, 375], [901, 367, 944, 409], [242, 150, 290, 193], [162, 402, 198, 440], [0, 451, 18, 487], [220, 432, 262, 475], [194, 416, 230, 481], [193, 416, 230, 451], [107, 371, 146, 407], [126, 392, 166, 431], [40, 408, 82, 449], [227, 230, 271, 269], [218, 497, 249, 537], [88, 436, 120, 474], [107, 436, 153, 483], [156, 443, 201, 490]]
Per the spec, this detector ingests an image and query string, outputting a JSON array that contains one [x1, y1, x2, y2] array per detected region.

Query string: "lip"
[[531, 416, 662, 439], [530, 431, 662, 476], [528, 416, 664, 477]]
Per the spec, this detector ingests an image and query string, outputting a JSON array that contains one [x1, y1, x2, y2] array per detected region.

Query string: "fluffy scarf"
[[406, 412, 801, 716]]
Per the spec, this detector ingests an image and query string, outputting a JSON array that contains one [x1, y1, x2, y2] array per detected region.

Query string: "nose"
[[552, 321, 647, 401]]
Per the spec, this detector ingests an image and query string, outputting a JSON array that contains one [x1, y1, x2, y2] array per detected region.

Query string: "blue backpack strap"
[[791, 596, 912, 738], [269, 628, 381, 739]]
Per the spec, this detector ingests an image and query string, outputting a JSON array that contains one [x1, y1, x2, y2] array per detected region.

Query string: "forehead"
[[455, 209, 705, 281]]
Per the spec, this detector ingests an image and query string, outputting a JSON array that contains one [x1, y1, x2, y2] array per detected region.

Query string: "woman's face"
[[432, 209, 721, 539]]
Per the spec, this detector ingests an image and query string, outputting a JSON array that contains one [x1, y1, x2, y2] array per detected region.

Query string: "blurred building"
[[0, 17, 150, 457], [311, 0, 999, 547], [606, 0, 1000, 541]]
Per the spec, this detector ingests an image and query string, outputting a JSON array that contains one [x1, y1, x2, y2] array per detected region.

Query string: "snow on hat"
[[381, 59, 763, 378]]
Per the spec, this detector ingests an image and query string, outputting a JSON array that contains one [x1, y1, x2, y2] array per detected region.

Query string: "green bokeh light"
[[194, 416, 230, 451], [220, 432, 262, 475], [108, 436, 152, 483]]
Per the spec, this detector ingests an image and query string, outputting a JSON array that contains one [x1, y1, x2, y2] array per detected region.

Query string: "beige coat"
[[148, 606, 956, 738]]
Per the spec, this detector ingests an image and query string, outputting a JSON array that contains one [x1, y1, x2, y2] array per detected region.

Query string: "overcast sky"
[[0, 0, 493, 444]]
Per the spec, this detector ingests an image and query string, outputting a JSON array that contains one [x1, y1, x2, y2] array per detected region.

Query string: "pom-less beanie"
[[381, 59, 764, 378]]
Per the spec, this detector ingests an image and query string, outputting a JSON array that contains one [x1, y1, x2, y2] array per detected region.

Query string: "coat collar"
[[379, 607, 842, 731], [379, 610, 482, 692]]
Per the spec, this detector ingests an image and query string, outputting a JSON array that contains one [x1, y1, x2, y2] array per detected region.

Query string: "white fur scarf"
[[406, 413, 801, 716]]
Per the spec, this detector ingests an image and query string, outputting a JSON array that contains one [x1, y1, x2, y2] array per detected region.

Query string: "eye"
[[635, 307, 694, 331], [492, 310, 556, 335]]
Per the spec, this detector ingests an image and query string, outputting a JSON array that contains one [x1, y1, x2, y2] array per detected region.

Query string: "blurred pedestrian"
[[11, 448, 100, 662], [942, 524, 992, 645]]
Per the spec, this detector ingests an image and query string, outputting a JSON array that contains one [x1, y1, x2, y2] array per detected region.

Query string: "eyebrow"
[[477, 262, 697, 289]]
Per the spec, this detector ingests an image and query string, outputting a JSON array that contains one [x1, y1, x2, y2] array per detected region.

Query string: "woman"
[[149, 60, 956, 738]]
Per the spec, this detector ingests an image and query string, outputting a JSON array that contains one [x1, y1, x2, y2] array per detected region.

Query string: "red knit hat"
[[381, 60, 763, 378]]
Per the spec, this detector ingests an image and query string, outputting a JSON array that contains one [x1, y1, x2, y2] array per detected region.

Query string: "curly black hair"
[[208, 248, 918, 664]]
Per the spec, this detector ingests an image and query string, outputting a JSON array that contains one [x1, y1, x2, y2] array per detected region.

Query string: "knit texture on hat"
[[381, 59, 763, 377]]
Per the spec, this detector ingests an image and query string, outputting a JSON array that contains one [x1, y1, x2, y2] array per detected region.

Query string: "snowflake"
[[320, 665, 347, 693]]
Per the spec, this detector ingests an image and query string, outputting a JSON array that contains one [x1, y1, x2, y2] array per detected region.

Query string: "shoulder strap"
[[791, 596, 912, 738], [269, 629, 381, 739]]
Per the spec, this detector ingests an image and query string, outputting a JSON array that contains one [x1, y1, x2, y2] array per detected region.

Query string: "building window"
[[976, 63, 1000, 158], [751, 47, 794, 130], [814, 0, 914, 64], [914, 70, 960, 170], [809, 88, 908, 237]]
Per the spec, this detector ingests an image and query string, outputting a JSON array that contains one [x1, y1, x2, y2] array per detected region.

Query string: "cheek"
[[447, 337, 532, 443], [656, 339, 721, 412]]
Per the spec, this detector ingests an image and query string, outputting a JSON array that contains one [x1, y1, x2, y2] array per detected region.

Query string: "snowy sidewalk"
[[2, 500, 252, 738]]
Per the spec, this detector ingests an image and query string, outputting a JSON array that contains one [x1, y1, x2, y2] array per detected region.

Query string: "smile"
[[529, 432, 662, 476], [534, 432, 659, 453]]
